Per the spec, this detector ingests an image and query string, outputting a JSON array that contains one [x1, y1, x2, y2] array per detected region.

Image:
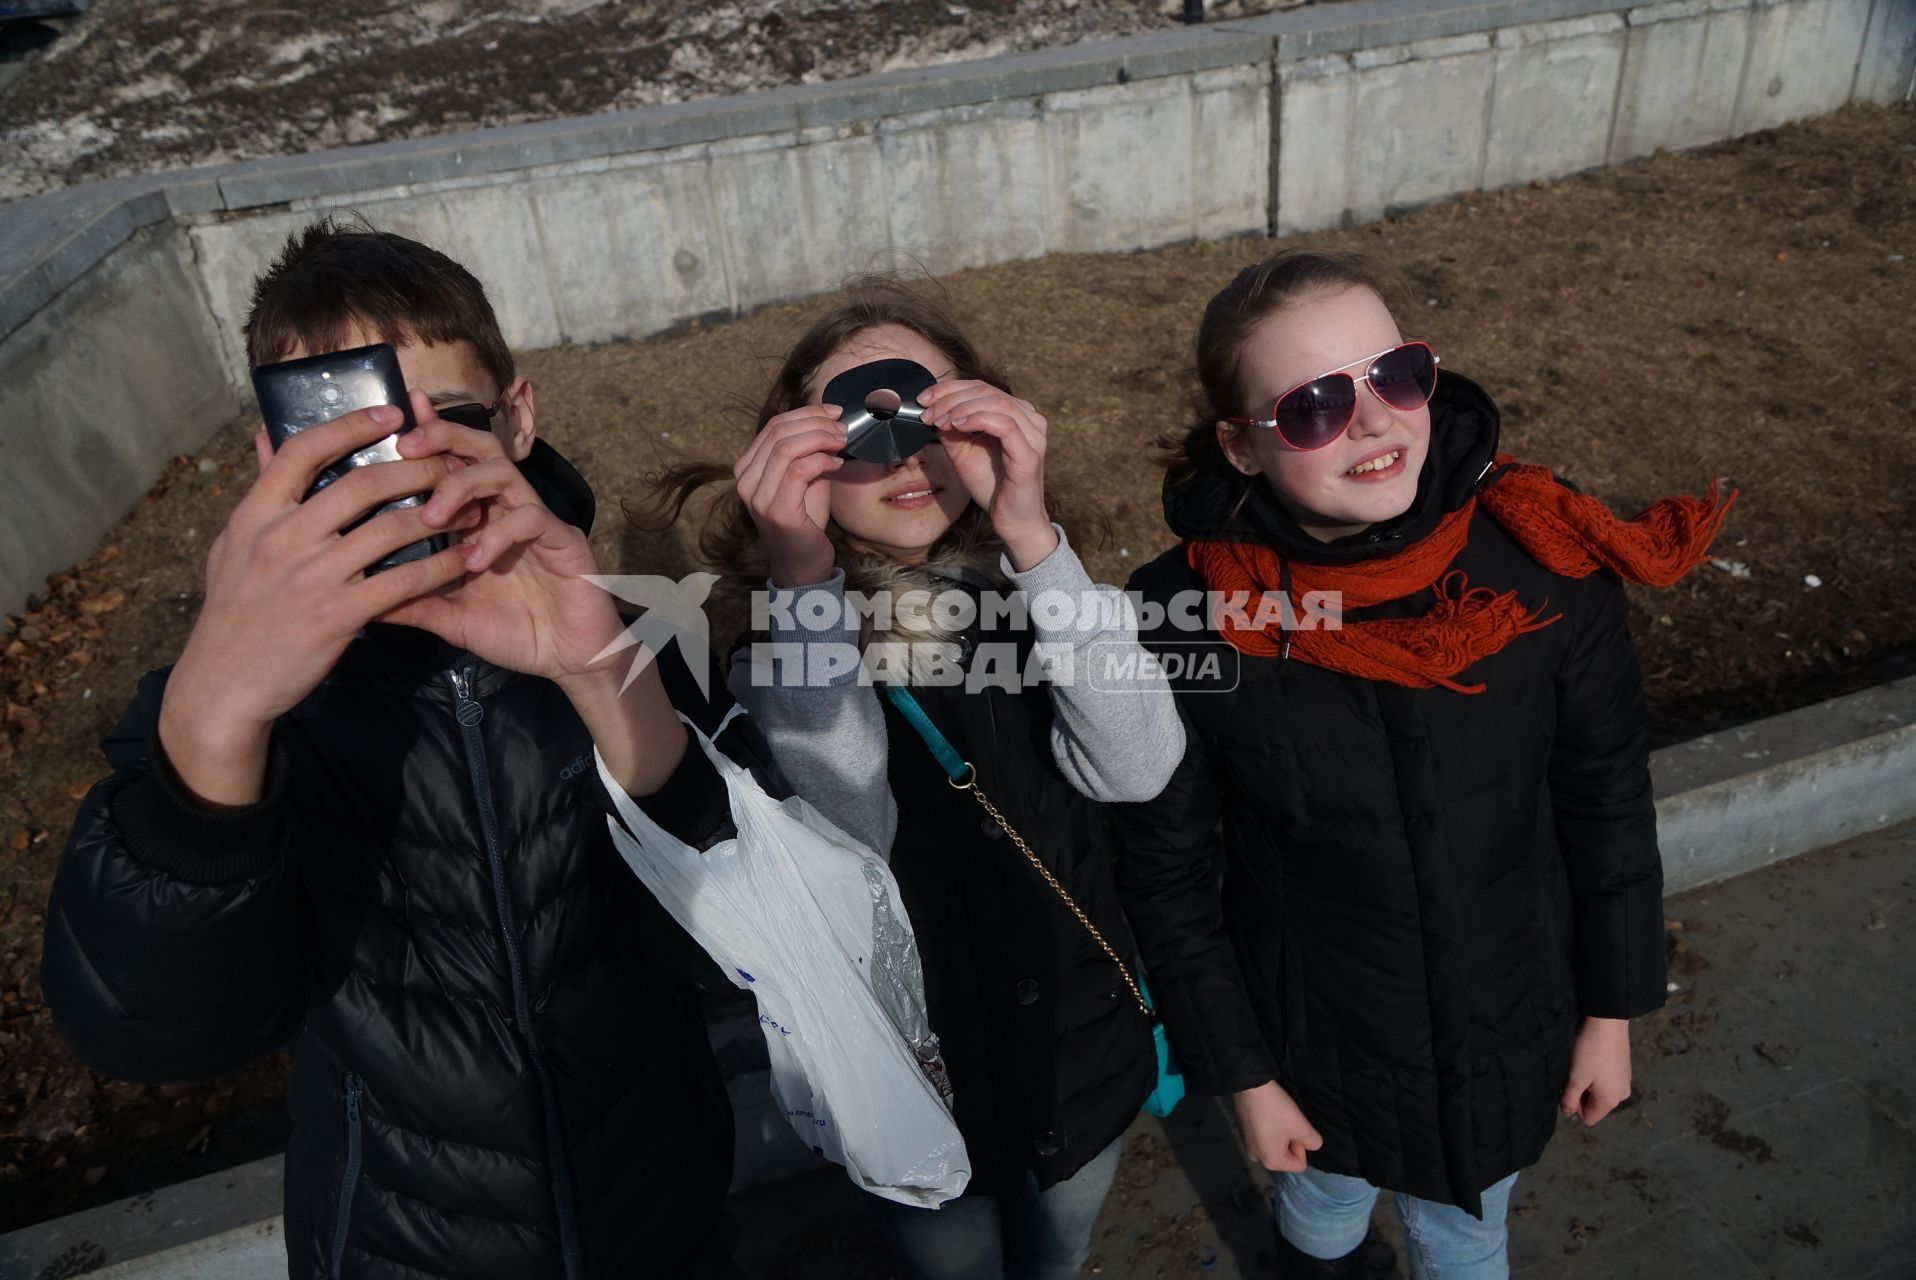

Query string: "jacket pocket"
[[329, 1072, 364, 1279]]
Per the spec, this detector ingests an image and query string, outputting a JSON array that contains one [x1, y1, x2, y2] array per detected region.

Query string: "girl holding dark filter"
[[645, 276, 1182, 1280], [1113, 250, 1734, 1280]]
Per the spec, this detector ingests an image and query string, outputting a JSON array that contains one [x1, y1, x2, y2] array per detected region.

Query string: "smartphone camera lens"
[[320, 384, 343, 405]]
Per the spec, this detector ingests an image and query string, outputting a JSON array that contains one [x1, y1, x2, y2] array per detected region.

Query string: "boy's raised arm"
[[43, 402, 479, 1082]]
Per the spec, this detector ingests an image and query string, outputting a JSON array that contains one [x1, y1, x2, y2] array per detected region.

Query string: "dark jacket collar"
[[1161, 372, 1502, 567], [523, 437, 596, 537], [341, 439, 599, 692]]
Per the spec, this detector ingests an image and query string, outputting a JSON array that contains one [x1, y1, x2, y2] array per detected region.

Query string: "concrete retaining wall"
[[175, 55, 1274, 382], [1, 0, 1911, 612], [0, 222, 243, 613]]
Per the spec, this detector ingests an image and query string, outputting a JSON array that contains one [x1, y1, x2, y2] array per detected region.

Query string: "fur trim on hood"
[[840, 526, 1008, 656], [723, 514, 1010, 685]]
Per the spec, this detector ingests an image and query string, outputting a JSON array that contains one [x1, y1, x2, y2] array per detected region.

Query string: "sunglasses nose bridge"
[[1348, 375, 1400, 434]]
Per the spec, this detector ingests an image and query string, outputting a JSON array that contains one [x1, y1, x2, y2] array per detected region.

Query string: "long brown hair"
[[1160, 249, 1402, 497], [637, 274, 1095, 639]]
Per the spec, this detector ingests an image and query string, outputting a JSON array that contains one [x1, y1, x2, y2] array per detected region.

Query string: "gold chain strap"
[[952, 769, 1152, 1019]]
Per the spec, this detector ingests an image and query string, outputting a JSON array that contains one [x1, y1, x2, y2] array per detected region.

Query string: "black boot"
[[1277, 1234, 1369, 1279], [1355, 1231, 1402, 1278], [1276, 1229, 1402, 1279]]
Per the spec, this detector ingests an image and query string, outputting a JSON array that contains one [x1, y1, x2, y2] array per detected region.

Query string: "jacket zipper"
[[446, 668, 585, 1280], [329, 1072, 363, 1279]]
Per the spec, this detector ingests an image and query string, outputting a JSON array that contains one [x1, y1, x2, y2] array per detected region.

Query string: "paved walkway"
[[733, 819, 1916, 1279]]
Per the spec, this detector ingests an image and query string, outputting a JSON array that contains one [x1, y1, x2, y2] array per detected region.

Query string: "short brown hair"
[[242, 215, 515, 393], [1162, 249, 1399, 485]]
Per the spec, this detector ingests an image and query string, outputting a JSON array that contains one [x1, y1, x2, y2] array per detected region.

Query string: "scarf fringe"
[[1480, 459, 1737, 588], [1218, 571, 1561, 692]]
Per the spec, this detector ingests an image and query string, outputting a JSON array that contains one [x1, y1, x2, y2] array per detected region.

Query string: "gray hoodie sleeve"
[[727, 570, 900, 857], [1003, 527, 1184, 804]]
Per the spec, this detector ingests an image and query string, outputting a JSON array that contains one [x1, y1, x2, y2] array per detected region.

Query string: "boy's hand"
[[1560, 1016, 1633, 1126], [919, 381, 1057, 571], [735, 404, 846, 588], [159, 405, 474, 807], [1233, 1080, 1324, 1174], [383, 454, 623, 681], [385, 456, 689, 796]]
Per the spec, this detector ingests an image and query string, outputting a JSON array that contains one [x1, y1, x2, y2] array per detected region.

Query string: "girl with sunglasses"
[[1113, 250, 1734, 1279], [645, 276, 1180, 1280]]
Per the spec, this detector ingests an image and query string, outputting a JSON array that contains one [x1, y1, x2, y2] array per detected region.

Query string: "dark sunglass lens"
[[1274, 377, 1356, 449], [1368, 344, 1436, 410], [437, 403, 491, 431]]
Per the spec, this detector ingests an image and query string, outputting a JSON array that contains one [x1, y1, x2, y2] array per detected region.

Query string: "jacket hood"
[[1161, 371, 1502, 567]]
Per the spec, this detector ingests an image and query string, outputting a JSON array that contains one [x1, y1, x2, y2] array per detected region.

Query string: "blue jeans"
[[1278, 1165, 1519, 1280], [863, 1136, 1124, 1280]]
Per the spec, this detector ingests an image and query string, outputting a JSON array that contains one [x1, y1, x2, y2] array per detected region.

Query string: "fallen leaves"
[[76, 589, 125, 617], [0, 546, 126, 768]]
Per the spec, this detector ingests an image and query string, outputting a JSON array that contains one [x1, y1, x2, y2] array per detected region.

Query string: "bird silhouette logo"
[[580, 572, 722, 701]]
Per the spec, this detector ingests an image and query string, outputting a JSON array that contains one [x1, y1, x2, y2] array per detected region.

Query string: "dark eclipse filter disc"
[[822, 358, 940, 463]]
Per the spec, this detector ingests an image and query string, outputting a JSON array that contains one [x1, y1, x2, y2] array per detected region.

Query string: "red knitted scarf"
[[1185, 455, 1736, 693]]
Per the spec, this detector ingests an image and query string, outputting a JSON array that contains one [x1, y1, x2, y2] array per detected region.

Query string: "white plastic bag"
[[599, 710, 970, 1208]]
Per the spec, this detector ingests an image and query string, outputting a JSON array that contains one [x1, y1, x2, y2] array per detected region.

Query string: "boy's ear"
[[498, 376, 536, 462]]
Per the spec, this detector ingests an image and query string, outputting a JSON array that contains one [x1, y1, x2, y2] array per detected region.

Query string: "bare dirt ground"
[[1, 101, 1912, 1234], [0, 0, 1301, 203]]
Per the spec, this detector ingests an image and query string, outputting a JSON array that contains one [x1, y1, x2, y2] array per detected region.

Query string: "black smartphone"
[[251, 342, 446, 573]]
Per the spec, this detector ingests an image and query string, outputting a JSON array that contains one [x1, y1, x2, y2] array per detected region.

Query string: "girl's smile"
[[1343, 446, 1406, 481], [882, 480, 942, 509]]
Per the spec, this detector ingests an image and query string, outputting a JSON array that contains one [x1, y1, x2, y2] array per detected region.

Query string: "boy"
[[42, 220, 753, 1279]]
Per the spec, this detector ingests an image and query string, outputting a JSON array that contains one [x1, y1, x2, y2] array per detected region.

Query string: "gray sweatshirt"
[[728, 527, 1185, 857]]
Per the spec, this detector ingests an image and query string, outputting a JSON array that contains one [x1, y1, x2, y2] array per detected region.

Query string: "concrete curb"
[[1651, 673, 1916, 893], [0, 1155, 281, 1279], [85, 1220, 285, 1280], [5, 674, 1914, 1278]]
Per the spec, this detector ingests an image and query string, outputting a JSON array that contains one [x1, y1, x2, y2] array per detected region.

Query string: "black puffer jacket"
[[1114, 376, 1665, 1216], [872, 600, 1156, 1195], [42, 444, 755, 1279]]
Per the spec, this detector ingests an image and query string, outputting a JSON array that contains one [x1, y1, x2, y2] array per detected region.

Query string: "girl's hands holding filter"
[[1234, 1080, 1325, 1173], [918, 381, 1058, 571], [736, 404, 847, 588]]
